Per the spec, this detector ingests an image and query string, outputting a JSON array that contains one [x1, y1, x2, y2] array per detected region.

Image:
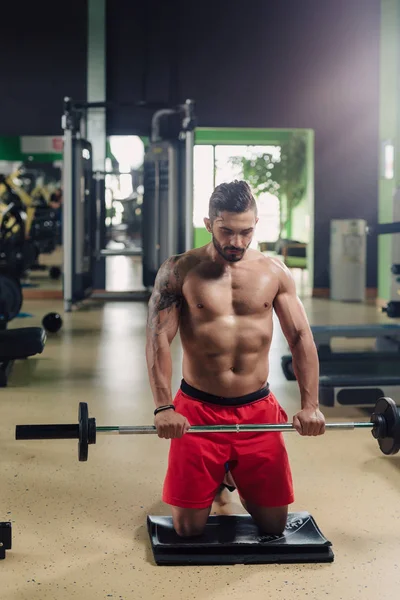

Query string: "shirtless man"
[[146, 180, 325, 538]]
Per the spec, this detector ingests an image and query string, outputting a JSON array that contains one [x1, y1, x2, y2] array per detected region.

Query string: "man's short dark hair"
[[209, 180, 257, 221]]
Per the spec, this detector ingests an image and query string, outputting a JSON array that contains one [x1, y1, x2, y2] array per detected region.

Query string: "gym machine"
[[0, 171, 61, 279], [62, 98, 96, 312], [0, 179, 47, 384], [281, 322, 400, 406], [61, 97, 196, 311], [142, 100, 196, 287], [282, 218, 400, 407]]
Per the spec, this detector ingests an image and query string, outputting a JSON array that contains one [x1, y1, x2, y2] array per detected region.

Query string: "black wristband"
[[154, 404, 176, 416]]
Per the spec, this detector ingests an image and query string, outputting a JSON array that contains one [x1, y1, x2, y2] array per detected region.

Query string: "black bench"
[[282, 353, 400, 407], [311, 324, 400, 352], [0, 327, 46, 386], [282, 351, 400, 381], [0, 522, 12, 559]]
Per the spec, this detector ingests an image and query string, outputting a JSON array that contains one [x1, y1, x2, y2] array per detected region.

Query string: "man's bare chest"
[[183, 269, 278, 317]]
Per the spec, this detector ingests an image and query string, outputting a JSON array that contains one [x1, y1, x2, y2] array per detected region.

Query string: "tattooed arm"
[[146, 256, 190, 438], [146, 256, 183, 409]]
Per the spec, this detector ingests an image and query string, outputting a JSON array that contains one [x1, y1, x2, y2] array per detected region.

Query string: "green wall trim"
[[306, 130, 315, 288], [195, 128, 306, 145], [0, 137, 22, 161], [0, 137, 62, 162], [23, 153, 62, 162]]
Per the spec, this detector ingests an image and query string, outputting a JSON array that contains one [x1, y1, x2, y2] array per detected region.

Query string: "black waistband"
[[180, 379, 270, 406]]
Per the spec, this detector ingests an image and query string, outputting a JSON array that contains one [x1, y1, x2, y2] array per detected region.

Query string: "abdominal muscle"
[[180, 314, 272, 398]]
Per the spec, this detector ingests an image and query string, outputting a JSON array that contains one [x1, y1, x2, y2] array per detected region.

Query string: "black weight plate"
[[373, 397, 400, 455], [0, 274, 22, 321], [78, 402, 89, 462], [49, 266, 61, 280], [22, 240, 38, 271]]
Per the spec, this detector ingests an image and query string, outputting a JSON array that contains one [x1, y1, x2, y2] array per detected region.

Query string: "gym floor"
[[1, 295, 399, 599]]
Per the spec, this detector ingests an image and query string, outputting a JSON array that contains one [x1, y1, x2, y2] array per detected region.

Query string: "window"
[[193, 145, 214, 227], [193, 144, 281, 244]]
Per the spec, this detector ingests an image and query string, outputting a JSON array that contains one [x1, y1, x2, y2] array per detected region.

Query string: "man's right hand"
[[154, 409, 190, 439]]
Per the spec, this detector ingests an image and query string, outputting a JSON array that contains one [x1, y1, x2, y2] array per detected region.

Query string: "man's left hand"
[[293, 408, 326, 436]]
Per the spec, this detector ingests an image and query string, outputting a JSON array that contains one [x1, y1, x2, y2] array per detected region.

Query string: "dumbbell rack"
[[0, 522, 12, 559]]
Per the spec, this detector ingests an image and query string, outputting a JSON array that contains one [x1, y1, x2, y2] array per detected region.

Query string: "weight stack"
[[142, 141, 184, 288]]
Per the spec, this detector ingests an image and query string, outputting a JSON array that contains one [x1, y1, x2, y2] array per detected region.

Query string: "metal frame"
[[62, 100, 96, 311], [62, 103, 76, 312], [185, 128, 195, 252], [183, 100, 195, 252], [168, 144, 178, 257]]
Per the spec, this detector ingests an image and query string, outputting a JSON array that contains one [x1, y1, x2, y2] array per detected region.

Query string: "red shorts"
[[162, 382, 294, 509]]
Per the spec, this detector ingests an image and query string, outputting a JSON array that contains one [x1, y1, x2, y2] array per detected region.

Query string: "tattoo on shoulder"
[[147, 257, 182, 330], [157, 258, 181, 309]]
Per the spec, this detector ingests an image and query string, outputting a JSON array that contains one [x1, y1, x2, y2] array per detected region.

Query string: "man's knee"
[[244, 502, 288, 536], [171, 507, 210, 538], [259, 516, 287, 536], [173, 516, 206, 538]]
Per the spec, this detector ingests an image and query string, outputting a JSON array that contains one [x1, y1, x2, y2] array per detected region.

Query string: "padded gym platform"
[[147, 512, 333, 566]]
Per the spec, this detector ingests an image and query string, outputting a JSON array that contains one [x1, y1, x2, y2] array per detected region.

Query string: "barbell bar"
[[15, 396, 400, 462], [98, 423, 373, 433]]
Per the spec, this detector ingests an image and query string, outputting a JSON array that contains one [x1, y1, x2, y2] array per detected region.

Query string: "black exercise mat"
[[147, 511, 334, 566]]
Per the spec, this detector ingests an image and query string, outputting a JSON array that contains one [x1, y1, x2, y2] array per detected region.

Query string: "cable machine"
[[61, 97, 196, 311]]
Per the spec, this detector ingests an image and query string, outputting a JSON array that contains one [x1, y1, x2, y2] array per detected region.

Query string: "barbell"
[[15, 397, 400, 462]]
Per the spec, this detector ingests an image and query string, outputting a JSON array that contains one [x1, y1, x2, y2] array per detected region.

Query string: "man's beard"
[[212, 235, 247, 262]]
